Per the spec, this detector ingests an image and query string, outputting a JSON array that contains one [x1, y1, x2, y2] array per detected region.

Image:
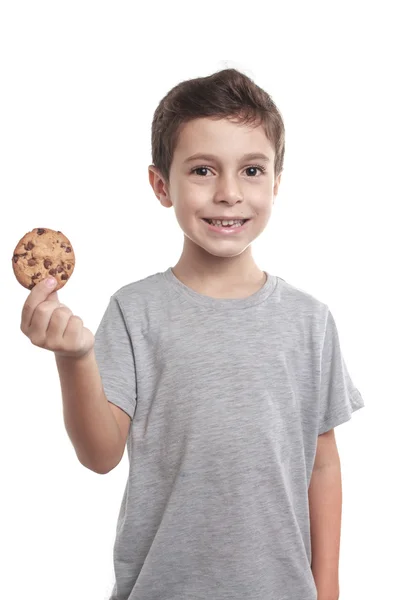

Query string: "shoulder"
[[109, 270, 169, 314], [275, 275, 329, 322], [273, 276, 336, 356]]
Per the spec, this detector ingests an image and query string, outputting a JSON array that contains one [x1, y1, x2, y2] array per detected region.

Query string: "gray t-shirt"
[[94, 267, 364, 600]]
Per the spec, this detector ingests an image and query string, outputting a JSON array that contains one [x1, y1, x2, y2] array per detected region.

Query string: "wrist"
[[55, 346, 95, 364]]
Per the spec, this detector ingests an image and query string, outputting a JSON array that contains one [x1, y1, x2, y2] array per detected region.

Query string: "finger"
[[21, 278, 58, 331], [46, 290, 60, 304], [28, 300, 62, 344], [44, 306, 73, 342], [62, 315, 84, 347]]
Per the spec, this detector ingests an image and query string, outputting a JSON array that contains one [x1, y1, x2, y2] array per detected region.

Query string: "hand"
[[20, 277, 95, 360]]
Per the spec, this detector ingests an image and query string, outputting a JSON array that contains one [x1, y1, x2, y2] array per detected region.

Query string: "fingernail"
[[45, 277, 56, 287]]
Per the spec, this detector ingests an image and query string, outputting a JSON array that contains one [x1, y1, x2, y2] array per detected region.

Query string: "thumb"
[[48, 292, 67, 308], [47, 291, 67, 308], [46, 290, 60, 304]]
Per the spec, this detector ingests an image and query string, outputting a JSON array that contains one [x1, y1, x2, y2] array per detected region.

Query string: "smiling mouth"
[[202, 218, 250, 227]]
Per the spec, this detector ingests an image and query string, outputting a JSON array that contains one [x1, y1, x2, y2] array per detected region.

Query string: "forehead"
[[173, 117, 275, 162]]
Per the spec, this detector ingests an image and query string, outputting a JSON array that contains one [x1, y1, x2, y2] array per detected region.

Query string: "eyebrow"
[[183, 152, 271, 164]]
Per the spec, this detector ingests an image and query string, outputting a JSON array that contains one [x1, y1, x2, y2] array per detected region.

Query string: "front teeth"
[[209, 219, 244, 227]]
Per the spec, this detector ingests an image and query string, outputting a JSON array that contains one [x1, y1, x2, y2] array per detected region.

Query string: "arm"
[[308, 429, 342, 600], [19, 278, 125, 475], [56, 348, 125, 474]]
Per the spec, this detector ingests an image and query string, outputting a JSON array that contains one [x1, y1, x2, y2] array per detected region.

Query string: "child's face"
[[149, 117, 281, 259]]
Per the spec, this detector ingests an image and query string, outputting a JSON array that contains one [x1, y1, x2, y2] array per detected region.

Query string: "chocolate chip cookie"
[[12, 228, 75, 291]]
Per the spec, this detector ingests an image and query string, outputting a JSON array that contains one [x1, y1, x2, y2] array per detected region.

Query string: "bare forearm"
[[308, 462, 342, 599], [55, 348, 123, 473]]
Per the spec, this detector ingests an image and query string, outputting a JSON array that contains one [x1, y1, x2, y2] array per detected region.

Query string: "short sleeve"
[[318, 308, 365, 435], [94, 295, 137, 420]]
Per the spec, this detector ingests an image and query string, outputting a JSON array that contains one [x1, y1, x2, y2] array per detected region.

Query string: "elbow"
[[78, 452, 123, 475], [93, 464, 113, 475]]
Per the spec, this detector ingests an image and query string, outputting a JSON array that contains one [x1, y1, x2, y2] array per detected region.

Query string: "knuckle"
[[54, 306, 72, 317], [35, 303, 49, 317], [49, 309, 67, 323], [30, 334, 46, 348]]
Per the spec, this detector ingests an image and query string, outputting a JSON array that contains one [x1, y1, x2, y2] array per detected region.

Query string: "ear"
[[273, 172, 282, 198], [148, 165, 172, 208]]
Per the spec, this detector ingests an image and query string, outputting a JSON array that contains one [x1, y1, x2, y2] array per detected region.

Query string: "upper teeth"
[[210, 219, 244, 226]]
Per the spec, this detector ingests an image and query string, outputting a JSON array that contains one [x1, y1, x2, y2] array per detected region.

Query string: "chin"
[[206, 246, 249, 258], [195, 239, 252, 259]]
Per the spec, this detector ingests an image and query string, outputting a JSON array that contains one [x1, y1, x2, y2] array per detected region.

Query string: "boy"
[[20, 68, 364, 600]]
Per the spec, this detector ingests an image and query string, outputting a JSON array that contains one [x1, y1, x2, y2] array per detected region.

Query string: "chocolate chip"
[[28, 258, 36, 266], [60, 243, 65, 248], [61, 274, 68, 280], [65, 247, 72, 253], [28, 283, 35, 290], [37, 229, 45, 235], [25, 241, 34, 251], [49, 268, 57, 276], [13, 255, 19, 263], [67, 264, 71, 270], [44, 259, 52, 269], [57, 265, 63, 273]]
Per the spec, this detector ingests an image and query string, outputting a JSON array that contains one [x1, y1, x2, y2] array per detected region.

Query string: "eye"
[[191, 166, 210, 177], [245, 165, 266, 176], [190, 165, 266, 177]]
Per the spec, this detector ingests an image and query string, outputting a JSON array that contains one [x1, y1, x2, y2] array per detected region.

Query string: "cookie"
[[12, 228, 75, 291]]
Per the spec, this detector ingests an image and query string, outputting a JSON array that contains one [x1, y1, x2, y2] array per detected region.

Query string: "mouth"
[[201, 217, 251, 235], [201, 218, 250, 228]]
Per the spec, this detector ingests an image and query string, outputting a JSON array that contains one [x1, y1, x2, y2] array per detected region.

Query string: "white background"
[[1, 1, 398, 598]]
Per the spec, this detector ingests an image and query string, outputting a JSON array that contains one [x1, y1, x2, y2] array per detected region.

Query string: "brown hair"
[[151, 68, 285, 186]]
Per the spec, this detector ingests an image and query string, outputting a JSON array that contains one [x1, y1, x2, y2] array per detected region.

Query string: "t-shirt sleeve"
[[318, 307, 365, 435], [94, 295, 137, 420]]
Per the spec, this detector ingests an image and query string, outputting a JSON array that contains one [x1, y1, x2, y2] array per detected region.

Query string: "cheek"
[[175, 188, 205, 218], [173, 201, 198, 232], [261, 203, 273, 218], [254, 193, 273, 215]]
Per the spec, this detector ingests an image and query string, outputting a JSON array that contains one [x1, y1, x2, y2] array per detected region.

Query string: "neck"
[[172, 237, 266, 296]]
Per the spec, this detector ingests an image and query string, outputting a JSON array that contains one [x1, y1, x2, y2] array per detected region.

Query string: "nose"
[[213, 174, 244, 206]]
